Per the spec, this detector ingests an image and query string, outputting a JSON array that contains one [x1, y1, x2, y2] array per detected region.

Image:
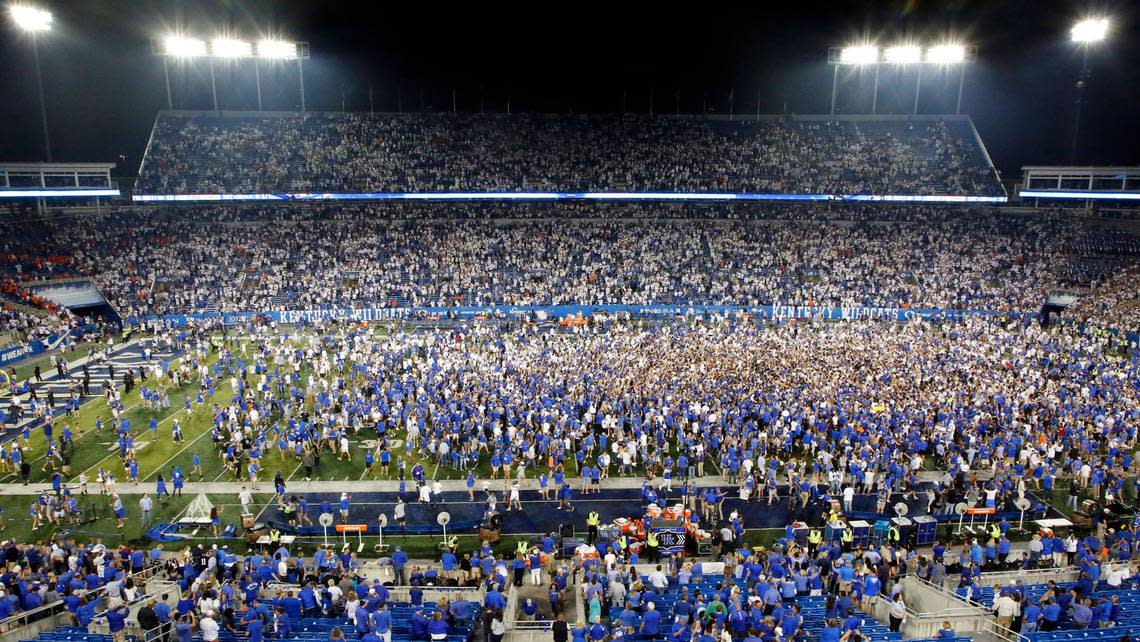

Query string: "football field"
[[3, 329, 500, 490]]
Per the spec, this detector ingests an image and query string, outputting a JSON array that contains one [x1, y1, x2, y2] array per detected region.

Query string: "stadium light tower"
[[881, 44, 921, 114], [828, 42, 974, 115], [829, 44, 879, 114], [257, 39, 306, 112], [8, 4, 53, 161], [1070, 18, 1110, 162], [154, 35, 307, 112]]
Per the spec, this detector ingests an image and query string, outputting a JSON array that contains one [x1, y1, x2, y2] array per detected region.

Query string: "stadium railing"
[[870, 576, 992, 640]]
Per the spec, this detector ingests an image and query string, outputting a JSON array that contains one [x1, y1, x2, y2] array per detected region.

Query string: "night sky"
[[0, 0, 1137, 181]]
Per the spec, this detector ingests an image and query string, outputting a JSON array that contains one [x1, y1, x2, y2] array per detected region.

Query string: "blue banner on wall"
[[0, 340, 45, 367]]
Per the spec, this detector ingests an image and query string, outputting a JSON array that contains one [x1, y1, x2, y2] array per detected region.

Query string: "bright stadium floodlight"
[[164, 35, 207, 58], [1070, 18, 1111, 162], [211, 37, 252, 58], [8, 4, 51, 32], [884, 45, 922, 64], [926, 44, 967, 64], [1071, 18, 1109, 43], [257, 39, 297, 59], [839, 45, 879, 65]]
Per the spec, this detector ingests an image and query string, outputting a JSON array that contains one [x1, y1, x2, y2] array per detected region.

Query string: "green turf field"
[[3, 329, 556, 488]]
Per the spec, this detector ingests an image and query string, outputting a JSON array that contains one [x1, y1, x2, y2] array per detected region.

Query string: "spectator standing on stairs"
[[888, 594, 907, 633], [992, 588, 1017, 632]]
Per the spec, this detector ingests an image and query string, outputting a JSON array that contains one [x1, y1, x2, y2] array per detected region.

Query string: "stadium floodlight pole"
[[1070, 18, 1110, 163], [956, 64, 965, 114], [912, 64, 923, 115], [830, 65, 838, 114], [30, 30, 50, 160], [871, 64, 879, 113], [254, 61, 262, 110], [9, 5, 53, 161], [208, 58, 219, 112], [162, 57, 173, 109], [298, 57, 306, 112]]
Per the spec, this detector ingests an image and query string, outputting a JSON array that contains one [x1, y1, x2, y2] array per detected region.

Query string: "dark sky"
[[1, 0, 1136, 181]]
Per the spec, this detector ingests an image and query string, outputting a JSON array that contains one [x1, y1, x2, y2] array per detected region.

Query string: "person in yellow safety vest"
[[887, 524, 900, 544], [447, 535, 459, 553], [646, 531, 659, 562], [989, 523, 1001, 541], [268, 528, 281, 545], [517, 539, 528, 556], [616, 534, 628, 552], [586, 512, 600, 545], [841, 527, 854, 552], [808, 529, 823, 554]]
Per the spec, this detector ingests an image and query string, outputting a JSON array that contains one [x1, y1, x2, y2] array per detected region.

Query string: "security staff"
[[586, 511, 600, 545], [646, 531, 659, 562], [808, 528, 823, 555]]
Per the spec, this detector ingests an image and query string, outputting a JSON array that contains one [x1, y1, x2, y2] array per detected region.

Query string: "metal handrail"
[[982, 618, 1029, 642], [910, 576, 989, 613]]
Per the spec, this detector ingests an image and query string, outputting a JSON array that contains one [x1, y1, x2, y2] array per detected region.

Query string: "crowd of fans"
[[1067, 263, 1140, 337], [43, 305, 1129, 540], [1, 206, 1136, 338], [135, 114, 1004, 197]]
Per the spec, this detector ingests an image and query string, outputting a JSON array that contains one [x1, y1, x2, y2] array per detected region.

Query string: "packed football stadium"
[[1, 6, 1139, 642]]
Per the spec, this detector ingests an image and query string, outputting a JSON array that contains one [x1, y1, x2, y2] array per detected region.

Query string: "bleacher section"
[[134, 112, 1005, 198], [27, 601, 476, 642], [957, 581, 1132, 639], [603, 575, 900, 642]]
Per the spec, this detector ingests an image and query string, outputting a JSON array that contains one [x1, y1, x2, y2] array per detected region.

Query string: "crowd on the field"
[[58, 309, 1129, 532], [135, 114, 1004, 197], [2, 207, 1136, 336], [1, 307, 1139, 640], [1067, 264, 1140, 336]]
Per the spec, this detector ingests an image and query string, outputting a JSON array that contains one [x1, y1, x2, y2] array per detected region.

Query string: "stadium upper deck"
[[133, 112, 1005, 201]]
